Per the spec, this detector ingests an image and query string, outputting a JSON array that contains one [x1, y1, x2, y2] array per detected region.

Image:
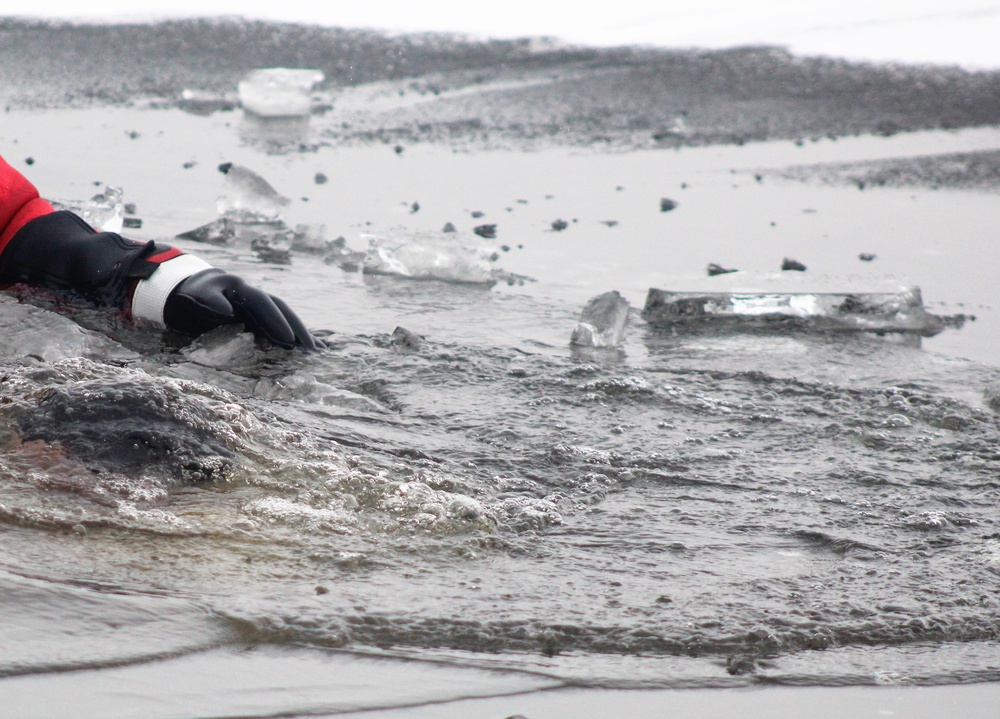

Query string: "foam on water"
[[1, 313, 999, 691]]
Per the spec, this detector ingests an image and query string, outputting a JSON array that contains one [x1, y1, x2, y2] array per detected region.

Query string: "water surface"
[[1, 106, 999, 716]]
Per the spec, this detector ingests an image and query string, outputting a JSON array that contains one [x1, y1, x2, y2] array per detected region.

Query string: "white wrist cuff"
[[131, 254, 214, 326]]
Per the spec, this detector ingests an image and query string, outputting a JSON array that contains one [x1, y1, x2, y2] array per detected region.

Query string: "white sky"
[[10, 1, 1000, 69]]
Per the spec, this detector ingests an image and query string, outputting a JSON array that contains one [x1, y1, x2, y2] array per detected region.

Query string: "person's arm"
[[0, 155, 320, 350]]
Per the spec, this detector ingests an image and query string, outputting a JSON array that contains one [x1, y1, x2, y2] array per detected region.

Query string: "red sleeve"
[[0, 155, 56, 255]]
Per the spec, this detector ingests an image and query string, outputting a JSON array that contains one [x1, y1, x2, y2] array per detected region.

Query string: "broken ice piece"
[[251, 230, 292, 264], [290, 224, 336, 254], [642, 287, 945, 336], [177, 217, 236, 245], [238, 68, 324, 118], [177, 88, 238, 115], [390, 326, 423, 350], [217, 163, 291, 222], [80, 186, 125, 233], [570, 290, 630, 348], [362, 229, 498, 285]]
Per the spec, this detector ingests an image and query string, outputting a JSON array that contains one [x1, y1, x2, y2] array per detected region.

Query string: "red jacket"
[[0, 155, 55, 254], [0, 152, 317, 349]]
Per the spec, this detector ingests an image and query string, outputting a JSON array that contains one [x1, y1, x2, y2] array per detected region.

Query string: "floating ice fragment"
[[569, 290, 629, 347], [642, 287, 946, 336], [391, 326, 423, 350], [361, 229, 499, 285], [177, 217, 236, 245], [177, 88, 238, 115], [570, 290, 630, 348], [79, 186, 124, 233], [251, 231, 292, 264], [238, 68, 324, 118], [216, 162, 291, 222], [181, 325, 258, 369], [290, 224, 336, 254]]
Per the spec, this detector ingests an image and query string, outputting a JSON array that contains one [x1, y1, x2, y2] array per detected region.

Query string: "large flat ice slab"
[[642, 287, 945, 336]]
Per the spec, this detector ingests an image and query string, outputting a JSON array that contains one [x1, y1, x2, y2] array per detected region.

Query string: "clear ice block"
[[642, 287, 945, 336]]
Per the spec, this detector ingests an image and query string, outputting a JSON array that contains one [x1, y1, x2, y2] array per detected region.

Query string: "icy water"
[[1, 107, 1000, 715]]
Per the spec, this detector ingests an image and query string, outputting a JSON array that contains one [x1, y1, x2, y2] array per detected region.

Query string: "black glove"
[[0, 210, 321, 351], [165, 269, 321, 350]]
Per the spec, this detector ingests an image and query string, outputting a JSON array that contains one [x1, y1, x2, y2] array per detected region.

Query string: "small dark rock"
[[473, 224, 497, 239], [122, 217, 143, 229], [24, 157, 34, 165], [859, 252, 877, 261], [441, 222, 457, 233], [470, 210, 485, 218], [394, 145, 404, 154], [410, 201, 420, 213], [781, 257, 807, 271], [726, 655, 756, 676], [314, 172, 328, 184], [315, 585, 330, 595], [707, 263, 738, 276], [551, 219, 568, 231], [660, 197, 678, 212]]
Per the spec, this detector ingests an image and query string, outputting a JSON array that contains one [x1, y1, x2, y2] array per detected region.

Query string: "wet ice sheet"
[[2, 644, 557, 719], [0, 569, 232, 676], [345, 682, 1000, 719]]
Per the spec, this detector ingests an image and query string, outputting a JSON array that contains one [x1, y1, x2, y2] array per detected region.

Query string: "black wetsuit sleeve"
[[0, 210, 174, 309]]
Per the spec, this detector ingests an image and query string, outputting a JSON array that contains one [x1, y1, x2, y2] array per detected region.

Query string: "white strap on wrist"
[[131, 254, 214, 326]]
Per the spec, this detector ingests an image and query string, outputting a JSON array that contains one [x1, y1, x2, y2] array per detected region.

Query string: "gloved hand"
[[0, 209, 322, 351], [164, 269, 321, 350]]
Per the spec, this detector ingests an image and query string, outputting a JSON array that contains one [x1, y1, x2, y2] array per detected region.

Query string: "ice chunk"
[[182, 325, 258, 369], [290, 224, 337, 254], [176, 217, 236, 245], [250, 230, 292, 264], [642, 287, 946, 336], [238, 68, 324, 118], [216, 163, 291, 222], [177, 88, 238, 115], [570, 291, 630, 347], [361, 229, 498, 285], [79, 185, 125, 233]]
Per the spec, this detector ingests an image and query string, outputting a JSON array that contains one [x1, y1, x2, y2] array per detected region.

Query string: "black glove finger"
[[163, 270, 237, 337], [268, 294, 324, 351], [223, 284, 297, 349]]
